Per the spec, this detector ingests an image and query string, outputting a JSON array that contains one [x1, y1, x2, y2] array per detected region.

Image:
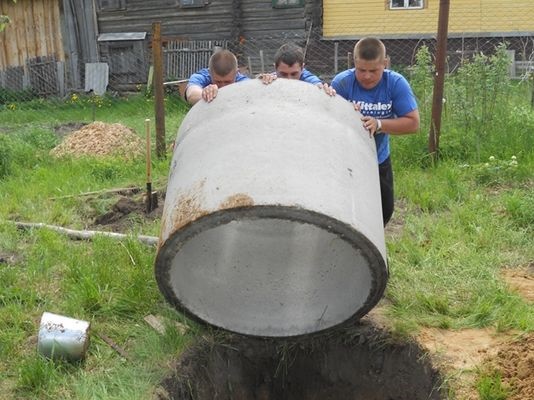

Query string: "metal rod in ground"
[[145, 118, 153, 213]]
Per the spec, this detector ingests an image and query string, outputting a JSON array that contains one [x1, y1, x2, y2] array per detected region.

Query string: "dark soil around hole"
[[155, 321, 445, 400], [92, 193, 164, 232]]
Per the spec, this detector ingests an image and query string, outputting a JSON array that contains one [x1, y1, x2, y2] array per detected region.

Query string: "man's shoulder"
[[188, 68, 211, 87], [333, 68, 355, 83], [190, 68, 210, 78], [235, 72, 250, 82], [300, 69, 322, 84], [384, 69, 409, 83]]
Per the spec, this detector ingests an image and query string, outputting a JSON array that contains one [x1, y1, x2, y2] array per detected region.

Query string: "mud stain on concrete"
[[171, 179, 209, 231], [218, 193, 254, 210]]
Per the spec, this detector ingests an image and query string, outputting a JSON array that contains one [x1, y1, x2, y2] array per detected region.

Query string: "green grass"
[[0, 93, 196, 399], [476, 370, 511, 400], [1, 72, 533, 399]]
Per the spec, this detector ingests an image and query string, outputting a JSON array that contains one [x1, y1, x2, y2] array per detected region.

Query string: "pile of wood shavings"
[[50, 121, 144, 159]]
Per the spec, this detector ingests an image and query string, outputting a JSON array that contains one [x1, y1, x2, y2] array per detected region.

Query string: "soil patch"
[[501, 263, 534, 302], [0, 251, 22, 266], [50, 121, 144, 159], [155, 321, 445, 400], [92, 194, 164, 232], [487, 333, 534, 400], [53, 122, 87, 139], [418, 327, 515, 372]]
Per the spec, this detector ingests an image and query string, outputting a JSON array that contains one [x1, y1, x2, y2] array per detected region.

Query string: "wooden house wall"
[[95, 0, 320, 41], [480, 0, 533, 33], [96, 0, 236, 40], [61, 0, 99, 90], [240, 0, 319, 38], [323, 0, 534, 39], [0, 0, 67, 94], [94, 0, 321, 79], [0, 0, 64, 69]]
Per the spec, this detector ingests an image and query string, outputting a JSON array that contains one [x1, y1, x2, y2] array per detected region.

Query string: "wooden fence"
[[164, 40, 228, 79]]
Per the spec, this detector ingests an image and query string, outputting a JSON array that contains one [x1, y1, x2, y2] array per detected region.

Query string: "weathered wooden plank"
[[5, 0, 19, 66], [33, 1, 47, 56], [43, 0, 55, 58]]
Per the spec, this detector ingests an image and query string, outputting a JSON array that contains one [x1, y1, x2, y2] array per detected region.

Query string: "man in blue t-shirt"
[[259, 43, 336, 96], [332, 37, 419, 226], [185, 49, 249, 105]]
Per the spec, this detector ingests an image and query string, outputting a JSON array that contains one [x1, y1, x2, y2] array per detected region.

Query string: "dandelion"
[[7, 103, 17, 110], [484, 163, 490, 167], [489, 156, 495, 161], [511, 155, 517, 160]]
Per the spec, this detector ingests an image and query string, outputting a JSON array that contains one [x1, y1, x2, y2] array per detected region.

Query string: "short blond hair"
[[354, 37, 386, 62], [209, 50, 238, 76]]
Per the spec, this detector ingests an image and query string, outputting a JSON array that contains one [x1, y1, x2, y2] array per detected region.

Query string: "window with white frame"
[[390, 0, 423, 10]]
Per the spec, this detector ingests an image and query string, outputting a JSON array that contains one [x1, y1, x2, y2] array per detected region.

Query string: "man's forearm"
[[381, 110, 420, 135], [185, 86, 203, 105]]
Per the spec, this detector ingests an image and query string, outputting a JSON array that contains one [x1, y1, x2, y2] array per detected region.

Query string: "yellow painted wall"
[[0, 0, 64, 69], [323, 0, 534, 39]]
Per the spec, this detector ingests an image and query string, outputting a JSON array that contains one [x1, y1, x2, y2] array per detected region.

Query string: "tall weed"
[[445, 43, 512, 161], [410, 45, 434, 123], [397, 42, 533, 167]]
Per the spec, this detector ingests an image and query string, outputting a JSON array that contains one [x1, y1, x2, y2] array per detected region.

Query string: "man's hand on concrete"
[[258, 73, 277, 85], [317, 82, 336, 97], [202, 84, 219, 102]]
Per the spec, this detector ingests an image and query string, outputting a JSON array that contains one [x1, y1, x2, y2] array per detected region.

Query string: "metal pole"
[[145, 119, 153, 213], [428, 0, 450, 160], [152, 22, 166, 158], [334, 42, 339, 74]]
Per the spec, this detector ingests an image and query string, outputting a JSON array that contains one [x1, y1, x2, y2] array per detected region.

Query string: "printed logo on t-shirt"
[[355, 101, 393, 117]]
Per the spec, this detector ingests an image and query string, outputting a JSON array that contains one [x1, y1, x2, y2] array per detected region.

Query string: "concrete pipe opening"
[[155, 79, 388, 337]]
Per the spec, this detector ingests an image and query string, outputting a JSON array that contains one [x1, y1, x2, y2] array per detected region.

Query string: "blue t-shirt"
[[186, 68, 249, 90], [331, 69, 418, 164], [299, 68, 322, 84]]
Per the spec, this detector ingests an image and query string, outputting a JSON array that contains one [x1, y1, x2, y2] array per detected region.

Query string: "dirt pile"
[[489, 333, 534, 400], [50, 121, 144, 159]]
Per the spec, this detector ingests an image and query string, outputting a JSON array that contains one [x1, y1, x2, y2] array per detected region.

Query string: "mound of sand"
[[50, 121, 145, 159]]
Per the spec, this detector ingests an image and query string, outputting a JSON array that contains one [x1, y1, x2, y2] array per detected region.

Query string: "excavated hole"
[[156, 321, 445, 400]]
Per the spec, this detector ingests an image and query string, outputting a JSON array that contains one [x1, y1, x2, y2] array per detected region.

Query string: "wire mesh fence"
[[2, 32, 532, 101], [1, 2, 533, 160]]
